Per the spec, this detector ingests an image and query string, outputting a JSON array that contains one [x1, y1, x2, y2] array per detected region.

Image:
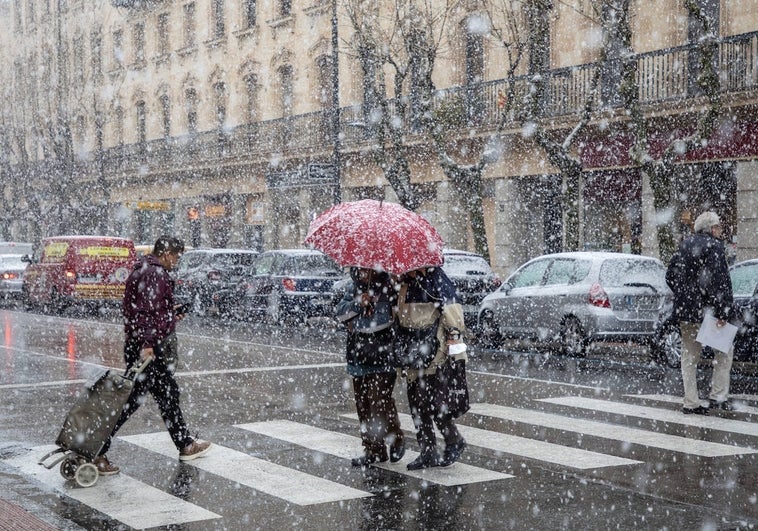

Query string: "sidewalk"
[[0, 498, 58, 531]]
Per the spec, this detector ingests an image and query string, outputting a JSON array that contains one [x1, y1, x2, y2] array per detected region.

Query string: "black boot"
[[406, 450, 440, 471], [351, 449, 388, 468], [440, 439, 466, 467]]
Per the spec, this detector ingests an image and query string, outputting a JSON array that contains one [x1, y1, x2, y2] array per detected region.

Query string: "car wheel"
[[652, 323, 682, 368], [478, 310, 502, 349], [560, 317, 587, 357]]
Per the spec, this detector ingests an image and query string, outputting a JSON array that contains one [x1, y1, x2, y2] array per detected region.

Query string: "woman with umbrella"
[[335, 267, 405, 466], [396, 266, 468, 470]]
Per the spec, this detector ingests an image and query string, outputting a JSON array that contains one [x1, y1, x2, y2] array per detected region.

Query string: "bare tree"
[[616, 0, 722, 262]]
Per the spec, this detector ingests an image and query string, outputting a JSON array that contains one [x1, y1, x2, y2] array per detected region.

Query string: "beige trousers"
[[680, 321, 733, 409]]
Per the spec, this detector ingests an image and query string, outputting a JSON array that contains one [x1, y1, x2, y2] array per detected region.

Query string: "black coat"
[[666, 232, 733, 323]]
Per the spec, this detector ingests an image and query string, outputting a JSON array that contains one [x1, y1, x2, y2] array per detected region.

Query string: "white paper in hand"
[[696, 312, 738, 353]]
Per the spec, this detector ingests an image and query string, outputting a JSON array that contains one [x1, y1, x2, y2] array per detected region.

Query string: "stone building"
[[1, 0, 756, 275]]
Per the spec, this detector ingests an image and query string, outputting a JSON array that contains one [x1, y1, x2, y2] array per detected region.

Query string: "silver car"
[[0, 255, 27, 300], [477, 252, 671, 356]]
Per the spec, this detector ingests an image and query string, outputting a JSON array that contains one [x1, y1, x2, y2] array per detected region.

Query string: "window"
[[183, 2, 196, 48], [26, 0, 35, 27], [185, 88, 198, 133], [90, 29, 102, 79], [213, 82, 226, 129], [112, 29, 123, 68], [243, 74, 258, 123], [160, 94, 171, 137], [72, 35, 84, 84], [114, 106, 124, 145], [316, 55, 333, 109], [157, 13, 170, 56], [278, 0, 291, 18], [136, 101, 147, 145], [133, 22, 145, 64], [13, 0, 22, 32], [509, 259, 549, 289], [279, 65, 293, 116], [545, 259, 578, 286], [211, 0, 225, 39], [242, 0, 256, 29]]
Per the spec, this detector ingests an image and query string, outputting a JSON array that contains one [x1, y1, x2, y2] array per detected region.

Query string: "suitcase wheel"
[[74, 462, 99, 488], [59, 457, 80, 480]]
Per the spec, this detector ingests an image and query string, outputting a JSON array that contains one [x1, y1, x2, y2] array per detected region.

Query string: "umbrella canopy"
[[304, 199, 444, 275]]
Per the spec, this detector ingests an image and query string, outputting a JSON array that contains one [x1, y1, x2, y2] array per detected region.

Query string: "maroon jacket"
[[123, 254, 177, 348]]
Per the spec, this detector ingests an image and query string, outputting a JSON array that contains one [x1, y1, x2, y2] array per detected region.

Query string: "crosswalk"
[[4, 392, 757, 529]]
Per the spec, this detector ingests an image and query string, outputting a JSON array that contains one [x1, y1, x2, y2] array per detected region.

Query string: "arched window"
[[243, 73, 258, 124], [278, 65, 293, 116], [185, 88, 198, 133], [213, 82, 226, 129], [159, 94, 171, 138]]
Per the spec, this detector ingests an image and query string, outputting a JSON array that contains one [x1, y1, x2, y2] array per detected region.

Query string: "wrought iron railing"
[[77, 30, 758, 179]]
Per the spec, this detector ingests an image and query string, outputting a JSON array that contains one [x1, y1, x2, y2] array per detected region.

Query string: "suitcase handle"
[[125, 357, 152, 380]]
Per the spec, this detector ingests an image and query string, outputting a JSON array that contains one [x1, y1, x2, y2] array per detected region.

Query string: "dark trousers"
[[353, 371, 404, 457], [407, 372, 461, 454], [99, 335, 192, 455]]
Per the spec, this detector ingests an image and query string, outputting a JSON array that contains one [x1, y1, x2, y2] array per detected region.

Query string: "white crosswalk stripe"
[[625, 393, 758, 415], [236, 419, 513, 486], [539, 396, 758, 437], [3, 445, 221, 529], [468, 403, 757, 457], [119, 432, 372, 505], [389, 412, 642, 469]]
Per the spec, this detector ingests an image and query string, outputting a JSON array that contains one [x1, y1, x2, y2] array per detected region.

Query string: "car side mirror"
[[501, 281, 514, 295], [21, 254, 32, 264]]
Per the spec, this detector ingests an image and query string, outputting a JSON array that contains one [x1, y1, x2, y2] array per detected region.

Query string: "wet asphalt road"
[[1, 303, 758, 530]]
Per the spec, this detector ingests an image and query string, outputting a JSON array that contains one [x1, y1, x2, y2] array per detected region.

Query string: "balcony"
[[81, 30, 757, 182]]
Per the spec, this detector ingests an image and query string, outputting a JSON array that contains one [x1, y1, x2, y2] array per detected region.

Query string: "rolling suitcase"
[[39, 359, 150, 487]]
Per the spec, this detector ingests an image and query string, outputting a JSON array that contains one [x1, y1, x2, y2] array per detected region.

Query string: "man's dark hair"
[[153, 236, 185, 256]]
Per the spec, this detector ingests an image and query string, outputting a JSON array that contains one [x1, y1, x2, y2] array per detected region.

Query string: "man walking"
[[666, 211, 734, 415], [93, 236, 211, 475]]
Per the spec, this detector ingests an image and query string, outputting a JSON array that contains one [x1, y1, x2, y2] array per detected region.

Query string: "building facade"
[[1, 0, 757, 275]]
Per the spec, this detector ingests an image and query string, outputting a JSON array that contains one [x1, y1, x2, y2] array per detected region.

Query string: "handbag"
[[436, 358, 470, 419], [393, 314, 441, 370]]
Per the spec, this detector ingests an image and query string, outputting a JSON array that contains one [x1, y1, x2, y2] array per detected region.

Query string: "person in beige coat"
[[396, 266, 468, 470]]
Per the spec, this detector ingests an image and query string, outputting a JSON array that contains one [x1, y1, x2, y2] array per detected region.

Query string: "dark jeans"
[[353, 371, 404, 456], [407, 372, 462, 455], [99, 334, 192, 455]]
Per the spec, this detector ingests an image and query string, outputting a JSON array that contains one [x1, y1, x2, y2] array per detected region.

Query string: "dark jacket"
[[123, 254, 178, 348], [335, 270, 397, 374], [666, 232, 733, 323]]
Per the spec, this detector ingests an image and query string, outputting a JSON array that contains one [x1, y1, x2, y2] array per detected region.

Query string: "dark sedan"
[[173, 249, 259, 314], [443, 249, 501, 332], [214, 249, 343, 324], [730, 259, 758, 361]]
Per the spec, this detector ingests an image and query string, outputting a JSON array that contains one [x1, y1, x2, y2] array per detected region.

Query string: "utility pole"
[[330, 0, 341, 204]]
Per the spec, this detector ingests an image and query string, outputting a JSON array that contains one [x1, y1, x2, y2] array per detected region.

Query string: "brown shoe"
[[179, 439, 211, 461], [93, 455, 120, 476]]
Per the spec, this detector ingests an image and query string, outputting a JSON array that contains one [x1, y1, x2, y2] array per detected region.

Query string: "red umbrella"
[[304, 199, 444, 275]]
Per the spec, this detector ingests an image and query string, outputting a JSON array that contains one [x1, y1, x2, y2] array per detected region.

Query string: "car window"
[[0, 255, 25, 268], [545, 259, 576, 285], [296, 255, 341, 276], [443, 255, 493, 276], [255, 254, 276, 275], [730, 263, 758, 297], [509, 259, 550, 288], [178, 252, 205, 271], [599, 258, 667, 288]]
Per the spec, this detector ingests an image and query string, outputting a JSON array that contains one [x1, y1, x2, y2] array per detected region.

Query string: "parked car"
[[654, 258, 758, 368], [214, 249, 343, 323], [731, 259, 758, 361], [477, 252, 671, 356], [21, 236, 136, 313], [0, 255, 27, 300], [0, 242, 33, 256], [173, 248, 259, 314], [443, 249, 501, 332]]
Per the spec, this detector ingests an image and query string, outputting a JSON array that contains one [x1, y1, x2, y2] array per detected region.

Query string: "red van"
[[22, 236, 136, 312]]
